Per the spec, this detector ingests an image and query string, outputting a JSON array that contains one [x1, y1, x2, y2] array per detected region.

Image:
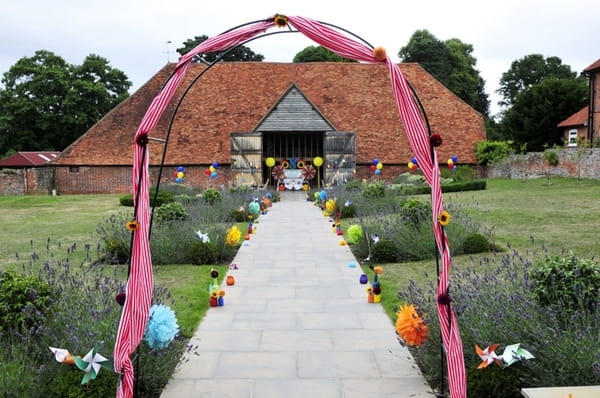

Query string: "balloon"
[[374, 169, 381, 175], [319, 190, 327, 200], [313, 156, 323, 167], [372, 158, 379, 165], [209, 166, 216, 172], [447, 159, 454, 166], [204, 169, 211, 176], [212, 161, 219, 168], [210, 171, 218, 178], [177, 172, 184, 178], [175, 177, 183, 183], [173, 171, 178, 178], [411, 157, 418, 164], [376, 162, 383, 170], [177, 166, 185, 172], [265, 157, 275, 167], [407, 161, 414, 169], [451, 155, 458, 163], [448, 164, 454, 170], [453, 165, 457, 170], [370, 165, 376, 171]]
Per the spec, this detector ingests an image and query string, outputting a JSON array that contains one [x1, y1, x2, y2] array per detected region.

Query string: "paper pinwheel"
[[196, 230, 210, 243], [371, 234, 380, 244], [475, 344, 503, 369], [500, 343, 535, 367], [49, 345, 113, 384]]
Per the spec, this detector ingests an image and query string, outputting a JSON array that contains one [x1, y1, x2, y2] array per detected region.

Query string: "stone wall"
[[486, 148, 600, 180], [0, 168, 55, 195]]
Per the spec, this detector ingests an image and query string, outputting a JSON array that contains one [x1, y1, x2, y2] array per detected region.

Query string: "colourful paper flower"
[[125, 220, 139, 231], [373, 266, 383, 274], [225, 225, 241, 246], [144, 304, 180, 350], [438, 211, 451, 226], [395, 304, 429, 347], [430, 134, 443, 147], [373, 46, 387, 61]]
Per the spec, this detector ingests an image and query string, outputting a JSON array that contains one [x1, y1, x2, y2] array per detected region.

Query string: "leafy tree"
[[176, 35, 264, 63], [293, 45, 357, 63], [500, 78, 588, 151], [398, 30, 489, 116], [0, 50, 130, 154], [498, 54, 577, 107]]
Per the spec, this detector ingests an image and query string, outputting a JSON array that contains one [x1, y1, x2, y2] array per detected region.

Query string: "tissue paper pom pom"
[[144, 304, 180, 349], [373, 46, 387, 61]]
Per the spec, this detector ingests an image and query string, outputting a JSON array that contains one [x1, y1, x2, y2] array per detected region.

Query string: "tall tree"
[[500, 78, 588, 151], [176, 35, 264, 63], [498, 54, 577, 108], [293, 45, 357, 63], [0, 50, 131, 154], [398, 30, 489, 116]]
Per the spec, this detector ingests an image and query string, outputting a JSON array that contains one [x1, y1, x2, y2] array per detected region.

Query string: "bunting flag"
[[115, 14, 465, 398]]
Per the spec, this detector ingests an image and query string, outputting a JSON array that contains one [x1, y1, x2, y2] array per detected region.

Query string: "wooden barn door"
[[230, 132, 262, 186], [324, 131, 355, 186]]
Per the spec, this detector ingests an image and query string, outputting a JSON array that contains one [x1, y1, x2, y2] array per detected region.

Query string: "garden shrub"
[[0, 269, 58, 333], [119, 189, 174, 207], [466, 364, 526, 398], [371, 240, 399, 263], [103, 237, 129, 264], [202, 188, 221, 205], [189, 240, 218, 265], [229, 208, 248, 222], [344, 180, 362, 191], [49, 367, 119, 398], [400, 199, 431, 225], [462, 233, 491, 254], [531, 254, 600, 312], [340, 202, 357, 218], [362, 180, 385, 198], [475, 140, 512, 165], [155, 202, 188, 221]]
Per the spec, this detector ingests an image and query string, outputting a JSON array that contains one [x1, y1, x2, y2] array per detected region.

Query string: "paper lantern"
[[313, 156, 323, 167], [265, 157, 275, 167]]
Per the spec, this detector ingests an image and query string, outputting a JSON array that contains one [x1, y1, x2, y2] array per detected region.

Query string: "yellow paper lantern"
[[265, 157, 275, 168], [313, 156, 323, 167]]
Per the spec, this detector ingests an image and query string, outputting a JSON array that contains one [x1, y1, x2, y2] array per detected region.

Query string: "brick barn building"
[[51, 62, 486, 194]]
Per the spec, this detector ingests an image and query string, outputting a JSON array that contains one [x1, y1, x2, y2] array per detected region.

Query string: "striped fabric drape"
[[114, 14, 465, 398]]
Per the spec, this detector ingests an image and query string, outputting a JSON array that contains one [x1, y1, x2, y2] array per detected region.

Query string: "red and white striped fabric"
[[113, 20, 273, 398], [115, 15, 466, 398]]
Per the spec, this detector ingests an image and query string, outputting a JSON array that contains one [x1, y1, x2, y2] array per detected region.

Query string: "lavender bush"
[[398, 245, 600, 394], [0, 241, 190, 397]]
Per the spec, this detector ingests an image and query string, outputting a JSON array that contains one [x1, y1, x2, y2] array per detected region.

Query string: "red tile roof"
[[0, 151, 60, 167], [53, 62, 486, 166], [583, 58, 600, 73], [558, 106, 588, 127]]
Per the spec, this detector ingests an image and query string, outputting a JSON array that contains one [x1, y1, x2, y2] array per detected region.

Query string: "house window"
[[69, 166, 80, 173], [567, 130, 578, 147]]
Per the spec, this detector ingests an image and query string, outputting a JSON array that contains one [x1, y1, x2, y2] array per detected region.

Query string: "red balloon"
[[370, 165, 376, 171], [204, 169, 211, 176]]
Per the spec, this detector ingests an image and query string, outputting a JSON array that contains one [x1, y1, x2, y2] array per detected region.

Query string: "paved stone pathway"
[[161, 191, 433, 397]]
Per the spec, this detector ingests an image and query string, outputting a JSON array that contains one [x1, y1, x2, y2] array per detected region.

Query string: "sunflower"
[[395, 304, 429, 346], [438, 211, 451, 226], [125, 220, 139, 231], [373, 46, 387, 61], [273, 14, 288, 28], [366, 286, 373, 294], [211, 291, 218, 299]]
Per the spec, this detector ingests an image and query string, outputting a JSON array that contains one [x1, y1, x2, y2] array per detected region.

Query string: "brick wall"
[[487, 148, 600, 180]]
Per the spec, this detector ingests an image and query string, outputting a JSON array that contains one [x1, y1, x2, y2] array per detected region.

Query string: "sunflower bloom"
[[438, 211, 451, 226], [274, 14, 288, 28], [225, 225, 242, 246], [396, 304, 429, 346], [126, 220, 139, 231]]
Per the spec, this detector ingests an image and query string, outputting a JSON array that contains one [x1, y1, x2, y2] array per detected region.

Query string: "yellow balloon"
[[313, 156, 323, 167], [265, 157, 275, 167], [407, 161, 414, 168], [209, 165, 216, 172], [177, 172, 184, 178], [376, 162, 383, 170], [447, 159, 454, 165], [326, 199, 336, 212]]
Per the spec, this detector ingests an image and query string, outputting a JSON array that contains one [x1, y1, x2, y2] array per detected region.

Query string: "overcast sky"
[[1, 0, 598, 117]]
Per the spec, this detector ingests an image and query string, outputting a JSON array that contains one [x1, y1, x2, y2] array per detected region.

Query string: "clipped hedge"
[[402, 180, 486, 195]]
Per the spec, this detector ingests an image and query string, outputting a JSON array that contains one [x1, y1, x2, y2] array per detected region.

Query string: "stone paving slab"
[[161, 191, 433, 397]]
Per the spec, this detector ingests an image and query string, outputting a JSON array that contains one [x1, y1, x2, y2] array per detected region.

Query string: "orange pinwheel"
[[475, 344, 503, 369]]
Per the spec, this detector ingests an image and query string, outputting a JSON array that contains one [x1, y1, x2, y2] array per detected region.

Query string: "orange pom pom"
[[373, 47, 387, 61]]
